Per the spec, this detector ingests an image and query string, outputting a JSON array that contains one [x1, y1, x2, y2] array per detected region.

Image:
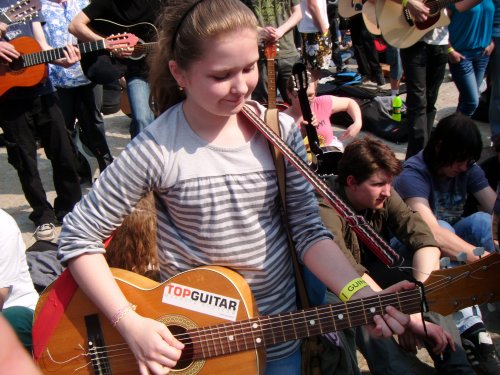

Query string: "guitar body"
[[0, 36, 47, 96], [362, 1, 381, 35], [376, 0, 450, 48], [35, 267, 263, 375], [80, 19, 158, 84], [338, 0, 365, 18]]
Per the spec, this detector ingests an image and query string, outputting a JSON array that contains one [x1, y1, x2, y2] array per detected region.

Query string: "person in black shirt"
[[69, 0, 164, 138]]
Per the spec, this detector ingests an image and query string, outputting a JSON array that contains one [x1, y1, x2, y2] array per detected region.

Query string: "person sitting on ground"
[[284, 71, 362, 153], [318, 137, 472, 375], [394, 113, 500, 375], [0, 209, 40, 352], [104, 192, 159, 281]]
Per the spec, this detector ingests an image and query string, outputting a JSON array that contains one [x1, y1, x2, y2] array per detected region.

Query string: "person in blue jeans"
[[447, 0, 495, 117], [489, 0, 500, 142], [68, 0, 160, 139], [394, 113, 500, 375]]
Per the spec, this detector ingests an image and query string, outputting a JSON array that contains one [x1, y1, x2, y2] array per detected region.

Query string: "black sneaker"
[[462, 330, 500, 375]]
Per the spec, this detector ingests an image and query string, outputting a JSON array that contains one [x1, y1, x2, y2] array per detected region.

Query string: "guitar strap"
[[244, 104, 402, 268], [265, 107, 311, 309], [32, 269, 78, 361]]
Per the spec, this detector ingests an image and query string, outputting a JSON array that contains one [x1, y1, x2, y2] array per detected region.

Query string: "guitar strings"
[[46, 258, 499, 372]]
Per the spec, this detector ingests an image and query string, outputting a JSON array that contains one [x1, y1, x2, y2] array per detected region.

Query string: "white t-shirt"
[[0, 209, 39, 310], [298, 0, 329, 33]]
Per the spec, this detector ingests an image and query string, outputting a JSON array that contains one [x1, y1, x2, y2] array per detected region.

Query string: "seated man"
[[318, 137, 473, 374], [0, 209, 40, 352], [394, 113, 500, 375]]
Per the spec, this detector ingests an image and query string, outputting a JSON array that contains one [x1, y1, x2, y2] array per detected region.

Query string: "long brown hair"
[[104, 193, 159, 279], [148, 0, 258, 114]]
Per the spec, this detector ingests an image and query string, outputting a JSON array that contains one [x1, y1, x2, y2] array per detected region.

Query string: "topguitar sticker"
[[162, 283, 240, 322]]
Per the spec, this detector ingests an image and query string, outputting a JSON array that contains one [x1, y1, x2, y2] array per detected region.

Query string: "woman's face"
[[171, 28, 259, 120]]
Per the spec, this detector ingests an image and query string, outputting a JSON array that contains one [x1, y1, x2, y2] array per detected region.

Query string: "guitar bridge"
[[403, 8, 415, 27]]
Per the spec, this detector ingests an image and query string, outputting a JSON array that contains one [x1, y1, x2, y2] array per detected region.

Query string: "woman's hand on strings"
[[116, 312, 184, 374], [361, 280, 414, 338]]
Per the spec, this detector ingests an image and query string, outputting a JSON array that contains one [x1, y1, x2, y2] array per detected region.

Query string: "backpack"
[[361, 97, 408, 143]]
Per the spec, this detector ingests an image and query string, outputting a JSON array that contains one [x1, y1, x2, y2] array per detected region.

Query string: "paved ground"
[[1, 65, 498, 372]]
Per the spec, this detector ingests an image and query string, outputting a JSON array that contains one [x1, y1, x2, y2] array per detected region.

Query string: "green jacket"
[[319, 177, 439, 278]]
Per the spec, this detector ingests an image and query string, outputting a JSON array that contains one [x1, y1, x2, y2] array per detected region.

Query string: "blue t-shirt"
[[393, 151, 490, 225], [448, 0, 495, 51]]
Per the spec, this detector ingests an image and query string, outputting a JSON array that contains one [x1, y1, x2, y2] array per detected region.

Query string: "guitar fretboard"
[[183, 289, 421, 360], [20, 40, 106, 68]]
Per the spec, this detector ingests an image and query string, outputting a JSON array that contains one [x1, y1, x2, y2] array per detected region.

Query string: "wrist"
[[402, 0, 409, 8], [339, 277, 369, 302], [447, 46, 455, 54]]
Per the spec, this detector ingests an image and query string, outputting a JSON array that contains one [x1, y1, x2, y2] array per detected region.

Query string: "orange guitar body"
[[0, 36, 48, 96], [34, 266, 264, 375]]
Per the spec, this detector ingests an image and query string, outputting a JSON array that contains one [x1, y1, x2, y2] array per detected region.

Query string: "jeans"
[[448, 49, 490, 117], [385, 45, 403, 82], [265, 347, 301, 375], [489, 36, 500, 140], [127, 76, 155, 138], [253, 55, 299, 105], [400, 42, 448, 159], [438, 212, 494, 334]]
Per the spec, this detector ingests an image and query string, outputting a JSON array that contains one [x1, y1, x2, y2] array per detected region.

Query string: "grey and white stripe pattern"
[[59, 101, 332, 360]]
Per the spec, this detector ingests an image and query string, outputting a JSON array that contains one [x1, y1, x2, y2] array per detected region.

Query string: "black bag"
[[361, 97, 408, 143]]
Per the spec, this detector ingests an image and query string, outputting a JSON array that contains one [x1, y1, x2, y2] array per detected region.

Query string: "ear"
[[345, 175, 358, 190], [168, 60, 186, 88]]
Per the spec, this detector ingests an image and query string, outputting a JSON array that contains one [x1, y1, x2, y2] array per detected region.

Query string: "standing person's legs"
[[0, 98, 56, 226], [489, 36, 500, 141], [424, 44, 447, 140], [276, 55, 299, 105], [127, 75, 155, 138], [36, 93, 82, 222], [449, 52, 489, 116], [401, 42, 429, 159]]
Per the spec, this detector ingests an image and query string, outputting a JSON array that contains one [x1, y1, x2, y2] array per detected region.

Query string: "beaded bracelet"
[[111, 302, 137, 327], [339, 277, 368, 303]]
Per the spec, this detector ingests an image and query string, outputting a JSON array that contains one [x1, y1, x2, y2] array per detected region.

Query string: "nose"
[[230, 73, 248, 96], [382, 183, 391, 196]]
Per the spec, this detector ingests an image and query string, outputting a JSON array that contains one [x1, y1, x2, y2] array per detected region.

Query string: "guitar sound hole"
[[169, 325, 194, 370], [9, 58, 24, 72]]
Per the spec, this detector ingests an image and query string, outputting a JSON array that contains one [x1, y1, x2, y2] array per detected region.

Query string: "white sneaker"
[[34, 223, 56, 241]]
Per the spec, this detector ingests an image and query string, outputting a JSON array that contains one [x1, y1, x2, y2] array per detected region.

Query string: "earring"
[[179, 86, 184, 91]]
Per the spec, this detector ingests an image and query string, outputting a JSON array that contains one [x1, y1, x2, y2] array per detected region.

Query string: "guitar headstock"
[[0, 0, 40, 26], [104, 33, 140, 51], [424, 253, 500, 316], [263, 42, 279, 59], [292, 61, 309, 94]]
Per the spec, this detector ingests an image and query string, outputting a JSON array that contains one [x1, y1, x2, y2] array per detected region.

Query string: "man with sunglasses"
[[394, 112, 500, 375]]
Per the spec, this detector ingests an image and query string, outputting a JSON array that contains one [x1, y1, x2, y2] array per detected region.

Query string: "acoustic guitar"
[[79, 19, 158, 84], [0, 0, 40, 26], [34, 254, 500, 374], [337, 0, 380, 35], [0, 34, 139, 97], [375, 0, 453, 49]]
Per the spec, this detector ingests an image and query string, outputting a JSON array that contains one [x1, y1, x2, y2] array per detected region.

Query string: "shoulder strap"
[[265, 108, 311, 309], [245, 104, 402, 268]]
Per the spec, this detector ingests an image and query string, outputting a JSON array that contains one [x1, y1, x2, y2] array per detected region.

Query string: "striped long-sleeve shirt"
[[58, 101, 332, 360]]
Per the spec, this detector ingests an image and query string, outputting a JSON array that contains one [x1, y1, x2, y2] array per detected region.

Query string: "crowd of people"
[[0, 0, 499, 374]]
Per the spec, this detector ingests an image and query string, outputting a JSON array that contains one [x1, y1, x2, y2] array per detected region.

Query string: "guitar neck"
[[184, 288, 421, 360], [20, 40, 106, 68], [266, 58, 277, 110]]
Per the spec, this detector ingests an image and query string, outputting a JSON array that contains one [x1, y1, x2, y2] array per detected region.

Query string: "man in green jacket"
[[318, 136, 475, 375]]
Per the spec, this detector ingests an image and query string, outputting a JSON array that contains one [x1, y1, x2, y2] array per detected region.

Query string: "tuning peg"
[[456, 252, 467, 263], [473, 247, 485, 257], [440, 257, 451, 268]]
